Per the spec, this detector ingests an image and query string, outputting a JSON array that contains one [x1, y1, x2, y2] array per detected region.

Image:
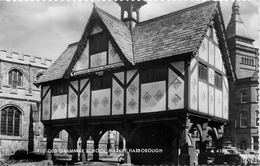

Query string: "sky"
[[0, 0, 259, 61]]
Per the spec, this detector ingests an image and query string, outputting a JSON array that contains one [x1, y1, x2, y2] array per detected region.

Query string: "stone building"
[[0, 49, 55, 156], [224, 0, 259, 152], [35, 1, 236, 165]]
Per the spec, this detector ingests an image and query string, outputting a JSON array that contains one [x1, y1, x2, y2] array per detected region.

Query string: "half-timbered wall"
[[189, 28, 228, 120], [41, 25, 228, 121]]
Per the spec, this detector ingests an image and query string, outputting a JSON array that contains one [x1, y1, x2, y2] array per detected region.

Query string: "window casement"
[[253, 136, 259, 151], [51, 82, 68, 96], [89, 33, 108, 55], [240, 140, 247, 150], [8, 69, 22, 89], [256, 110, 259, 127], [240, 111, 248, 127], [198, 63, 208, 81], [0, 106, 21, 136], [140, 66, 167, 83], [214, 72, 222, 89], [91, 74, 112, 90], [240, 90, 247, 103]]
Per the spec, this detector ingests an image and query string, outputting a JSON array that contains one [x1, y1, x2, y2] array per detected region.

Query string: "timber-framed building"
[[35, 1, 235, 165]]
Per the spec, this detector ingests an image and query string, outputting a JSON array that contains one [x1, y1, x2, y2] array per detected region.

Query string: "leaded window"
[[0, 106, 21, 136]]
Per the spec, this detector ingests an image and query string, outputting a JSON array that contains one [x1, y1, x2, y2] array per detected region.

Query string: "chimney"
[[115, 0, 147, 31]]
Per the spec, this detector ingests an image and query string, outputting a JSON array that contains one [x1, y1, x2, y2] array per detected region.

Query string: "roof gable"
[[132, 1, 217, 63], [35, 1, 235, 84]]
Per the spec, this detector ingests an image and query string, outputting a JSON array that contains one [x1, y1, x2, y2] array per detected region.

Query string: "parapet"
[[0, 49, 52, 68]]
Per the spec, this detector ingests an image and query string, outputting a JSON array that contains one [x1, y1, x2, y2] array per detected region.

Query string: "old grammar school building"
[[0, 0, 257, 165], [35, 1, 236, 165]]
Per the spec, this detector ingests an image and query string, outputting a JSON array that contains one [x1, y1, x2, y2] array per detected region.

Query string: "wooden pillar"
[[92, 138, 100, 161], [198, 122, 208, 165], [179, 118, 193, 166], [80, 133, 87, 162], [45, 127, 54, 160], [67, 135, 79, 162]]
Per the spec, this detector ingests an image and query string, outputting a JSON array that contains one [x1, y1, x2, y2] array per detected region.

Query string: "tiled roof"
[[133, 1, 217, 63], [36, 1, 221, 84], [35, 44, 77, 84], [95, 7, 134, 64]]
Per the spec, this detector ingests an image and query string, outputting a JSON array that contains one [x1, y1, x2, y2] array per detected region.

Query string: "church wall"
[[0, 49, 53, 157]]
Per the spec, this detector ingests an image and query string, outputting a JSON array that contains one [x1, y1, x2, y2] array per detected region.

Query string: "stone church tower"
[[225, 0, 259, 152]]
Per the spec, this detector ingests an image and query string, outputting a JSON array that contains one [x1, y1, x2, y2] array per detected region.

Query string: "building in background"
[[224, 0, 259, 153], [0, 49, 56, 156]]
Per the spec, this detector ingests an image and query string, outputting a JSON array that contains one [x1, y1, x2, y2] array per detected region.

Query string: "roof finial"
[[232, 0, 240, 15]]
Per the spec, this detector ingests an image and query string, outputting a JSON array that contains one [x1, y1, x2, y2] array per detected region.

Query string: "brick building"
[[0, 49, 56, 156], [224, 1, 259, 152]]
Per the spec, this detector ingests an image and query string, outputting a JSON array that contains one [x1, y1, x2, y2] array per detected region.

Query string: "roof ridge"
[[94, 6, 126, 26], [135, 1, 217, 27]]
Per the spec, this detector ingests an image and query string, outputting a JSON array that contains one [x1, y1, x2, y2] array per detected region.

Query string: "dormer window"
[[89, 33, 108, 55]]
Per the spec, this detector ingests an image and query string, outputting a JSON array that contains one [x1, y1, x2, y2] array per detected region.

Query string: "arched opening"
[[86, 129, 126, 162], [0, 106, 22, 136], [129, 122, 177, 165]]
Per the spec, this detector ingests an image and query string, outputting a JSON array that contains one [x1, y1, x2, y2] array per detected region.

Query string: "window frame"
[[198, 63, 208, 81], [51, 82, 68, 96], [0, 106, 21, 136], [91, 74, 112, 90], [89, 32, 108, 56], [8, 69, 23, 89], [214, 72, 222, 89], [240, 111, 248, 128], [240, 90, 248, 103], [140, 66, 167, 84]]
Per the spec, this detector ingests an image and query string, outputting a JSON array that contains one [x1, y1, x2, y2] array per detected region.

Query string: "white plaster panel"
[[208, 86, 214, 116], [213, 28, 218, 43], [190, 58, 197, 70], [215, 46, 223, 72], [80, 78, 89, 91], [112, 79, 124, 115], [209, 40, 215, 66], [51, 95, 67, 120], [73, 42, 89, 71], [91, 89, 110, 116], [198, 38, 208, 62], [170, 61, 185, 75], [198, 81, 208, 114], [168, 68, 184, 110], [126, 75, 139, 114], [90, 24, 102, 35], [114, 72, 124, 84], [70, 80, 78, 92], [68, 87, 78, 118], [127, 70, 137, 84], [42, 86, 50, 97], [42, 90, 51, 120], [90, 52, 107, 68], [214, 89, 222, 118], [141, 81, 166, 113], [190, 64, 198, 110], [108, 41, 122, 64], [223, 79, 229, 120], [208, 68, 215, 85], [80, 83, 90, 117]]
